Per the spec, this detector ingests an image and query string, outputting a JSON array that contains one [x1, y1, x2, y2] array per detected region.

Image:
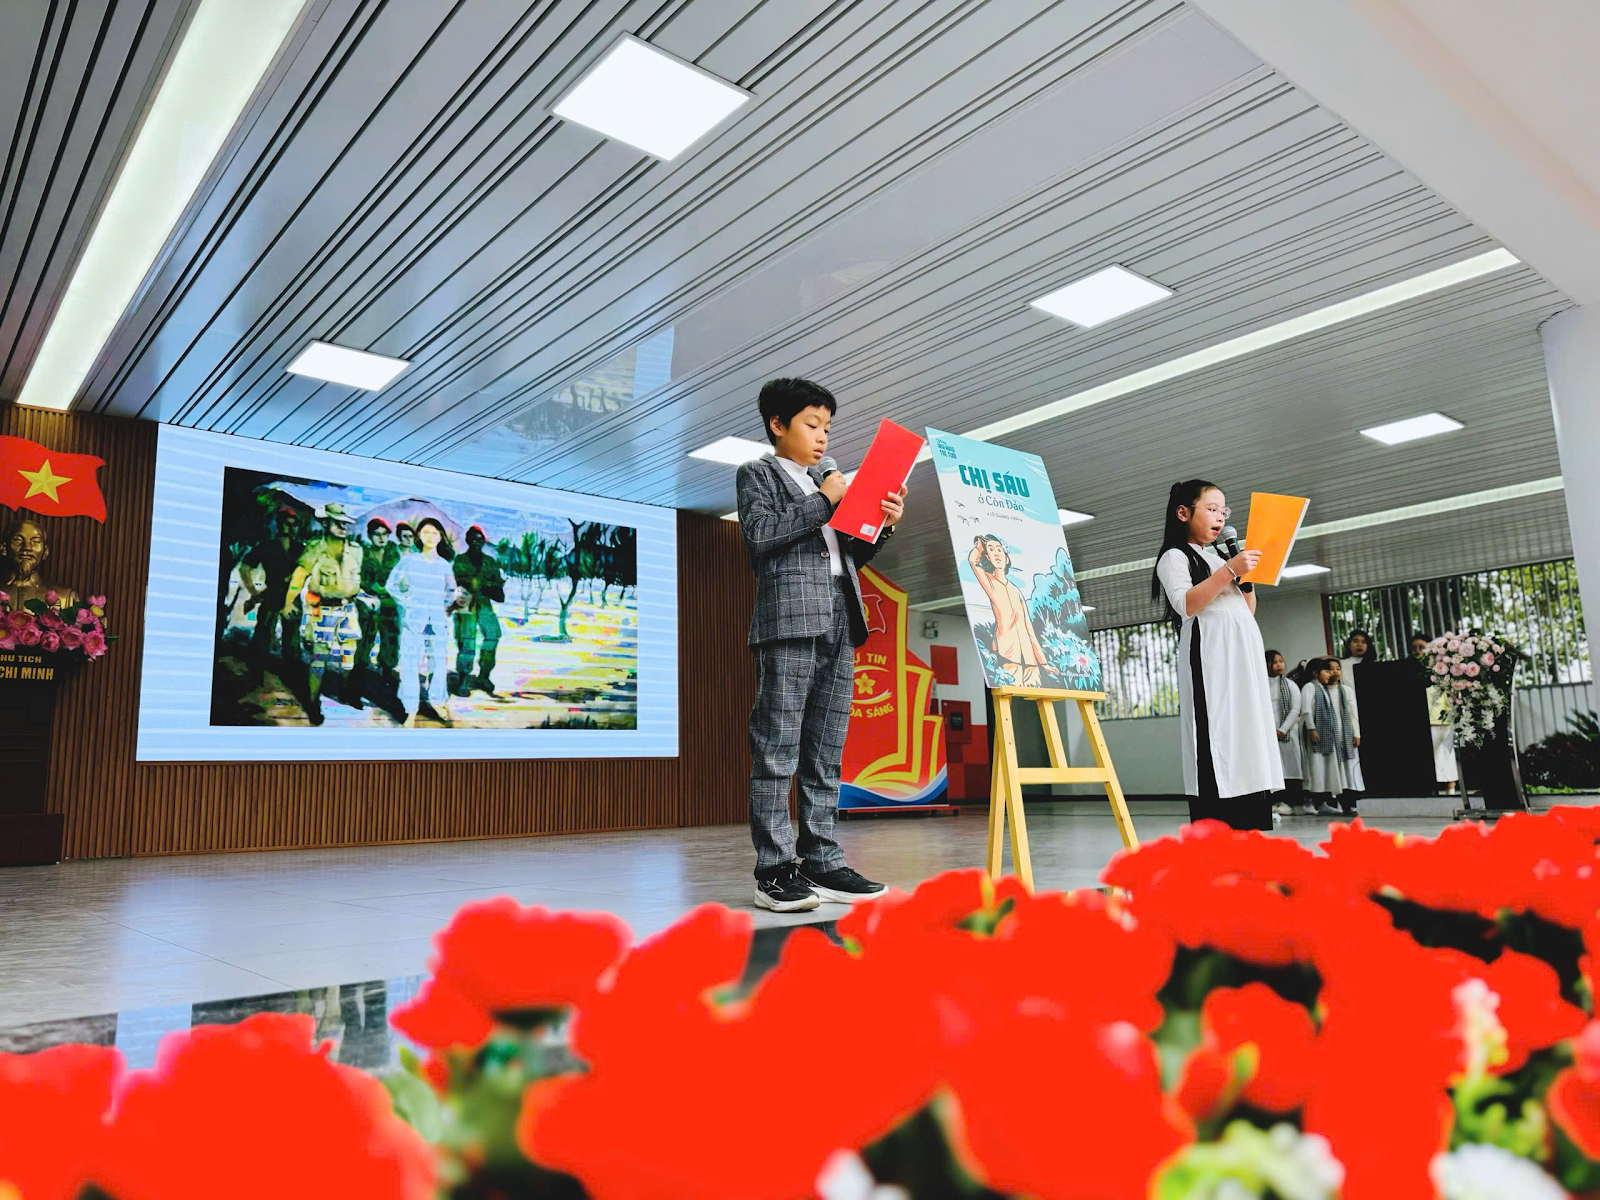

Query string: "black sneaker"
[[753, 864, 820, 913], [799, 864, 887, 905]]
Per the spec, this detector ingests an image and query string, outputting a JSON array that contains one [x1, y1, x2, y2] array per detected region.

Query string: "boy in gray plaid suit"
[[737, 378, 907, 912]]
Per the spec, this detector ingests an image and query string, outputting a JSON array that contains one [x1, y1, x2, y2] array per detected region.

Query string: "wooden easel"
[[986, 687, 1138, 891]]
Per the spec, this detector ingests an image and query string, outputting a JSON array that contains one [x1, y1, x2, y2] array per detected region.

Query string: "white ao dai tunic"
[[1157, 545, 1284, 798]]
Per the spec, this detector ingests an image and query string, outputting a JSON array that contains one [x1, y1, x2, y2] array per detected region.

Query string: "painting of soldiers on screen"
[[209, 467, 638, 730]]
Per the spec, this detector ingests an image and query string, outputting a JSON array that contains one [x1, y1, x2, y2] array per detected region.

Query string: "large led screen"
[[136, 426, 677, 761]]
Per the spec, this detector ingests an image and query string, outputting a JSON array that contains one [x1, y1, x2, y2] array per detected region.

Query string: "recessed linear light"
[[1031, 265, 1172, 329], [1280, 564, 1332, 579], [1360, 412, 1464, 446], [953, 249, 1520, 450], [287, 341, 410, 391], [913, 474, 1565, 608], [15, 0, 306, 410], [1081, 605, 1096, 612], [1058, 508, 1094, 526], [552, 34, 751, 161], [690, 436, 770, 466]]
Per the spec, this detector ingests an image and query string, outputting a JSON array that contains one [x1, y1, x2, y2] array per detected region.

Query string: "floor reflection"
[[0, 922, 834, 1068]]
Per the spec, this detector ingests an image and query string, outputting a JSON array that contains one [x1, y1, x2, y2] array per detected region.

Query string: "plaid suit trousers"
[[748, 578, 855, 873]]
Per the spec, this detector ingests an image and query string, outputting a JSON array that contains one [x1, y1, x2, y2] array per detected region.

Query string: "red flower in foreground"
[[1305, 928, 1461, 1200], [95, 1013, 434, 1200], [1430, 947, 1586, 1074], [525, 919, 938, 1199], [572, 903, 752, 1064], [1102, 822, 1332, 967], [1323, 814, 1600, 930], [1548, 1022, 1600, 1160], [0, 1043, 121, 1200], [392, 897, 630, 1049], [992, 889, 1174, 1033], [1196, 983, 1318, 1114], [947, 1012, 1191, 1200]]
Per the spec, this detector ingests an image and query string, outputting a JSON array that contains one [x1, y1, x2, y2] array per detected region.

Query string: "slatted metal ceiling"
[[0, 0, 194, 401], [0, 0, 1576, 610]]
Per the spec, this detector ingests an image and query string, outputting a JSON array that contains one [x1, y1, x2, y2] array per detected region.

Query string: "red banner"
[[840, 566, 947, 808], [0, 437, 107, 522]]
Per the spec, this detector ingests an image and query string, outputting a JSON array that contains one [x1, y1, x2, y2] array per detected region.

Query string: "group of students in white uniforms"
[[1266, 640, 1368, 817]]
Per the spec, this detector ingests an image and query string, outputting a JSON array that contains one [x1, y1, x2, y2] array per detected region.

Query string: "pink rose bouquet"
[[1422, 630, 1515, 747], [0, 591, 115, 662]]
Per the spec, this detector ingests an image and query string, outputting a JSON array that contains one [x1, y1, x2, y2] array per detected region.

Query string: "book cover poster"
[[927, 428, 1101, 692], [839, 566, 948, 809]]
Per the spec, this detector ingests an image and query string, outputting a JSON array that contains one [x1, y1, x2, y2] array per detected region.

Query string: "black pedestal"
[[1351, 660, 1436, 798], [1457, 714, 1529, 815], [1454, 660, 1528, 817], [0, 668, 68, 866]]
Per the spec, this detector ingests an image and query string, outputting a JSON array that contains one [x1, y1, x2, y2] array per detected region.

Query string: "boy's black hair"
[[758, 377, 836, 446]]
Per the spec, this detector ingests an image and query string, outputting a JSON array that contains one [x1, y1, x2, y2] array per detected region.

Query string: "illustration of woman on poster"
[[968, 534, 1047, 687]]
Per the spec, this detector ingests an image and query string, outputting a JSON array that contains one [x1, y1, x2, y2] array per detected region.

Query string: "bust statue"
[[1, 518, 79, 613]]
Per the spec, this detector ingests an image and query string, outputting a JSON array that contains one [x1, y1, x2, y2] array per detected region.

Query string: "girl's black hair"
[[1343, 628, 1377, 663], [1265, 649, 1283, 668], [1150, 479, 1221, 625], [413, 516, 456, 561]]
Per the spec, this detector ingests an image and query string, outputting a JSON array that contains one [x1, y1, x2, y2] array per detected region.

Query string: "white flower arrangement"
[[1430, 1143, 1568, 1200], [1423, 630, 1515, 748]]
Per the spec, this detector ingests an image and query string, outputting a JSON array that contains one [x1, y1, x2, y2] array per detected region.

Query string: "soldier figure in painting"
[[282, 503, 364, 725], [240, 506, 305, 684], [353, 517, 402, 703], [451, 524, 505, 697], [0, 518, 79, 613]]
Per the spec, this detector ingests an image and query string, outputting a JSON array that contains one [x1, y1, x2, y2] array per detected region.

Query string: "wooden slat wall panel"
[[0, 406, 756, 857], [0, 405, 156, 858], [674, 512, 756, 828]]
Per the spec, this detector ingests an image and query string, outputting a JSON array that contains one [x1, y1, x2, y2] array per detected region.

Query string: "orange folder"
[[1242, 492, 1310, 585]]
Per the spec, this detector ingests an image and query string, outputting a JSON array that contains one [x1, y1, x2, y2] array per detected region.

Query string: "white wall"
[[907, 612, 987, 718], [1062, 711, 1183, 796], [1253, 587, 1330, 671]]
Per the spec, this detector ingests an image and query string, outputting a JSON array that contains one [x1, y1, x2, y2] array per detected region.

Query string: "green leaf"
[[398, 1043, 423, 1077], [382, 1070, 444, 1143], [1153, 1009, 1203, 1091]]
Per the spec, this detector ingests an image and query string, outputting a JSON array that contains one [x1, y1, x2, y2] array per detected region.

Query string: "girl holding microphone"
[[1151, 480, 1284, 830]]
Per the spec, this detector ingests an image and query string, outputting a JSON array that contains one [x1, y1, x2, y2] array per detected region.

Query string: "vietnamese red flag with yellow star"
[[0, 436, 107, 522]]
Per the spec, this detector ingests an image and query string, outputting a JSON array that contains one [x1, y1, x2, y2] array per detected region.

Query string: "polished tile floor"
[[0, 803, 1491, 1032]]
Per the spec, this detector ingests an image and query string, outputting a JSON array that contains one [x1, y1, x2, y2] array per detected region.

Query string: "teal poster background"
[[926, 428, 1101, 692]]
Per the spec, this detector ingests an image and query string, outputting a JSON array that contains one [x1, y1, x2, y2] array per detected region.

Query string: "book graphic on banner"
[[1241, 492, 1310, 585], [827, 419, 924, 544], [925, 427, 1100, 692]]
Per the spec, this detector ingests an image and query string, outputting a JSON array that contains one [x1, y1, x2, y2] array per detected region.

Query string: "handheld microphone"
[[1219, 524, 1254, 593], [817, 456, 841, 477]]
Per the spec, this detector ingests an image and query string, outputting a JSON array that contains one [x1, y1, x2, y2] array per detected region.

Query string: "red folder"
[[828, 419, 924, 544]]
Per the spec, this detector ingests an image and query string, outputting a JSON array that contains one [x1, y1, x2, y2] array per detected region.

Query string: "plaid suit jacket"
[[736, 454, 892, 648]]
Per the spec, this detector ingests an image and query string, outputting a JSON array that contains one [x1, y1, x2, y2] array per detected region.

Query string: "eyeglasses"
[[1199, 503, 1231, 519]]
